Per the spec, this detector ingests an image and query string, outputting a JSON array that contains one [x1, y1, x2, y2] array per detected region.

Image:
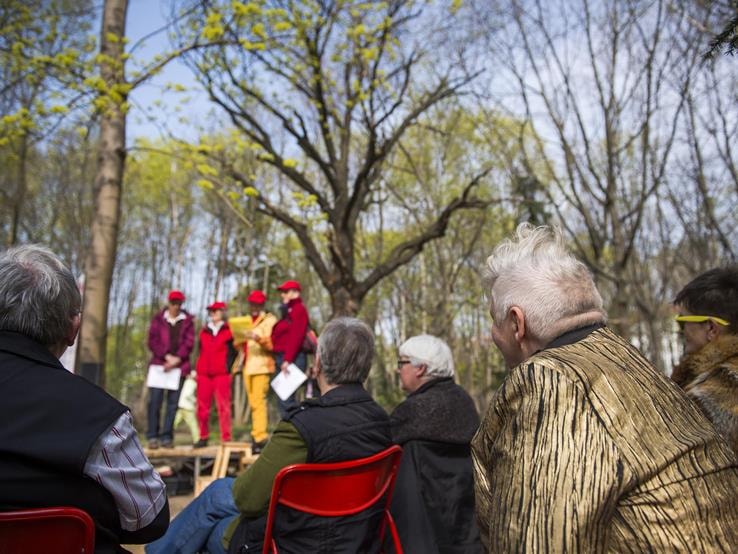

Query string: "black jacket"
[[229, 383, 392, 554], [390, 378, 483, 554], [0, 331, 169, 553]]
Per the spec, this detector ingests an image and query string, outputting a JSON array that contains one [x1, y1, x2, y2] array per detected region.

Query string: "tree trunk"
[[329, 286, 362, 318], [77, 0, 129, 386], [8, 136, 29, 246]]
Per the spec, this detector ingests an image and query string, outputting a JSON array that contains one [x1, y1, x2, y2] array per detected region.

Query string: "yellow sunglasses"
[[674, 315, 730, 327]]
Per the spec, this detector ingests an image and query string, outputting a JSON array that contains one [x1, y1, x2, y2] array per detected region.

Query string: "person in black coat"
[[0, 245, 169, 553], [391, 335, 482, 554]]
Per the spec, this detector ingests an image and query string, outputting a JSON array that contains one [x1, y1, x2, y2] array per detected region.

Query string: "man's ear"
[[706, 320, 724, 342], [66, 313, 82, 347], [509, 306, 526, 343], [416, 364, 428, 378]]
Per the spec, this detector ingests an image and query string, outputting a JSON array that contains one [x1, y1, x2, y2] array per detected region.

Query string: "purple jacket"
[[147, 309, 195, 376]]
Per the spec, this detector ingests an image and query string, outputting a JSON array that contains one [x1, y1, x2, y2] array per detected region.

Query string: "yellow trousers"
[[245, 373, 271, 443]]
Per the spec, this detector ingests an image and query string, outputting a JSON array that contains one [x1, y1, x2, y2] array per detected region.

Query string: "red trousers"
[[196, 373, 232, 441]]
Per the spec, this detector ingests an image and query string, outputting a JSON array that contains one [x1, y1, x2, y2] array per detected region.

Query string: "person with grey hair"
[[389, 335, 482, 553], [473, 224, 738, 552], [0, 245, 169, 553], [147, 316, 392, 554]]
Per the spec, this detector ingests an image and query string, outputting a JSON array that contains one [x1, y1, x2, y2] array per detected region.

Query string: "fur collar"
[[673, 333, 738, 386]]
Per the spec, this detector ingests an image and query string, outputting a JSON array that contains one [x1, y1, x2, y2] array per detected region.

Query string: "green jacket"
[[222, 420, 307, 548]]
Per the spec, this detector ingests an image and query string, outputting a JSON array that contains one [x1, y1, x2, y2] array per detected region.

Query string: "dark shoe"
[[251, 440, 267, 455], [193, 438, 209, 448], [148, 439, 160, 450], [161, 439, 173, 448]]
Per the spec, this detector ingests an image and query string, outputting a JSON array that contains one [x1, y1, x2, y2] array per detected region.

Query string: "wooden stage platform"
[[143, 444, 259, 494]]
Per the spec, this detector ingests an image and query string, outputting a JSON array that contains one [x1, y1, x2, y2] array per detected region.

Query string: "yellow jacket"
[[232, 312, 277, 375]]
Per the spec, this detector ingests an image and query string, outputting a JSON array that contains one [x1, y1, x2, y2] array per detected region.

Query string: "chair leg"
[[384, 511, 403, 554]]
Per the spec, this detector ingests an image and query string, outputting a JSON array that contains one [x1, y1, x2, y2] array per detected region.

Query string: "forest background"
[[2, 0, 737, 425]]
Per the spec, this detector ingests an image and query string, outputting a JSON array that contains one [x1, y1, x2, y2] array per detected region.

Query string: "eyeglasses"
[[674, 314, 730, 330], [396, 359, 411, 370]]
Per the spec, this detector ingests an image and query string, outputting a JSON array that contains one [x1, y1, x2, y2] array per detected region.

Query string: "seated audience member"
[[473, 224, 738, 551], [390, 335, 482, 554], [672, 266, 738, 454], [146, 317, 392, 554], [0, 245, 169, 553]]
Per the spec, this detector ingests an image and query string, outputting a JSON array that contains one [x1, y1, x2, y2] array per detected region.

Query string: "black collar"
[[408, 376, 454, 398], [542, 323, 605, 351], [0, 331, 65, 371], [309, 382, 371, 406]]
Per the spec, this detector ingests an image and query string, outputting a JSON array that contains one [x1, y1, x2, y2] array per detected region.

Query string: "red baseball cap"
[[207, 301, 227, 311], [168, 290, 185, 302], [247, 290, 266, 304], [276, 280, 301, 292]]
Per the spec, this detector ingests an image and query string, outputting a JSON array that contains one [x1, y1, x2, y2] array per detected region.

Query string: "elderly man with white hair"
[[390, 334, 482, 554], [473, 224, 738, 552]]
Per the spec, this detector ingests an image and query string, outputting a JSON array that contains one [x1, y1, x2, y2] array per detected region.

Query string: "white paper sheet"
[[146, 364, 182, 391], [270, 363, 308, 401]]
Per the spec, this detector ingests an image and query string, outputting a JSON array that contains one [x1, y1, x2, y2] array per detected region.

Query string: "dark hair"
[[674, 266, 738, 333]]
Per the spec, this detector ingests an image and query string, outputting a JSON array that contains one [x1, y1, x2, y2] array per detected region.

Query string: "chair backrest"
[[263, 445, 403, 554], [0, 506, 95, 554]]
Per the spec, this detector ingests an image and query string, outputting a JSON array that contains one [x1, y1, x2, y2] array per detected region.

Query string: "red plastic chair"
[[0, 506, 95, 554], [262, 444, 404, 554]]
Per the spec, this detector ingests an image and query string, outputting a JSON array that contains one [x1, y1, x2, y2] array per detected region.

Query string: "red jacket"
[[196, 323, 236, 377], [271, 297, 309, 363]]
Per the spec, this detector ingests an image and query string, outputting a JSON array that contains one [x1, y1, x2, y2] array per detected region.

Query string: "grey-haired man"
[[0, 245, 169, 553]]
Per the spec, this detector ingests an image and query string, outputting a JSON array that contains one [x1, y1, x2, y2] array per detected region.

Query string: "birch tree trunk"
[[77, 0, 129, 386]]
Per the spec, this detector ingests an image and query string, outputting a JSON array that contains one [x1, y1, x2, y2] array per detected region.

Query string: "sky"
[[125, 0, 210, 143], [111, 2, 245, 318]]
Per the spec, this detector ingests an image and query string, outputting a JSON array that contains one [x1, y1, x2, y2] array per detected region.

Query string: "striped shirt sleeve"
[[83, 411, 167, 531]]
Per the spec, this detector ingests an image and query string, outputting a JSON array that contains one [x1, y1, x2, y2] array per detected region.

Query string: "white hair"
[[483, 223, 606, 343], [399, 334, 455, 378]]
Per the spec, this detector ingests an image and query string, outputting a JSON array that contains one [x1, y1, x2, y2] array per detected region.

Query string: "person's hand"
[[164, 354, 181, 370], [246, 331, 258, 340], [281, 360, 290, 374]]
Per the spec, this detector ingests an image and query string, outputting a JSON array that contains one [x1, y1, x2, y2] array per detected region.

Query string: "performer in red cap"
[[232, 290, 278, 453], [271, 279, 310, 417], [146, 290, 195, 449], [194, 302, 237, 447]]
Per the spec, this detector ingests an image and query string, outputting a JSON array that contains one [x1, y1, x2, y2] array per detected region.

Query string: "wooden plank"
[[143, 446, 219, 459]]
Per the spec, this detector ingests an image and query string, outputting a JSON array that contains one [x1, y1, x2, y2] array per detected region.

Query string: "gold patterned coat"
[[472, 327, 738, 553], [672, 333, 738, 455]]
